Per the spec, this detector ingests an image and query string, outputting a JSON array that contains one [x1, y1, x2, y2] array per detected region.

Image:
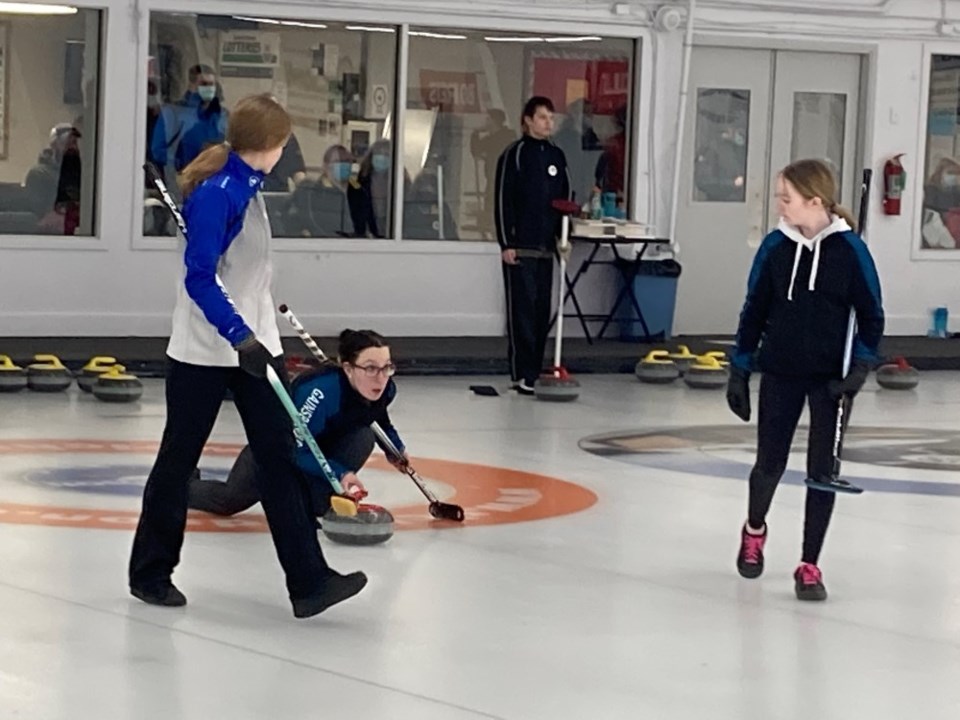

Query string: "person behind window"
[[470, 109, 517, 239], [694, 123, 747, 201], [262, 98, 307, 192], [594, 104, 627, 198], [188, 329, 408, 515], [403, 168, 459, 240], [149, 64, 229, 180], [24, 123, 82, 235], [283, 144, 357, 237], [351, 139, 395, 238], [494, 96, 570, 396], [129, 94, 366, 619]]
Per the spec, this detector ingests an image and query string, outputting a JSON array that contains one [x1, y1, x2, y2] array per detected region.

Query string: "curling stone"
[[27, 354, 72, 392], [534, 366, 580, 402], [700, 350, 729, 366], [668, 345, 698, 374], [77, 356, 118, 393], [876, 356, 920, 390], [0, 354, 28, 393], [321, 503, 394, 546], [635, 350, 680, 384], [92, 366, 143, 403], [683, 355, 729, 389]]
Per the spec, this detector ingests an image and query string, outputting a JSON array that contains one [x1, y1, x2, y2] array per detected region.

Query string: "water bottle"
[[930, 307, 949, 338], [590, 188, 602, 220]]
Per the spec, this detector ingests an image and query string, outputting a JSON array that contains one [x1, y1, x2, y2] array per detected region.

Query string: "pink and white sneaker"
[[794, 562, 828, 601]]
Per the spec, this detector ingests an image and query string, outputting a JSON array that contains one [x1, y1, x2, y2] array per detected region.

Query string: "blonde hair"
[[180, 93, 292, 197], [781, 159, 857, 231]]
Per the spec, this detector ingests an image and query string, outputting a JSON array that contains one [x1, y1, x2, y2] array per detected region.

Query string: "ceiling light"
[[484, 36, 544, 43], [410, 31, 467, 40], [0, 2, 77, 13], [346, 25, 395, 33], [545, 35, 602, 43]]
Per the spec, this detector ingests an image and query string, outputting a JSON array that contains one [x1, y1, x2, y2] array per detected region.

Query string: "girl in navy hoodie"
[[129, 94, 366, 619], [727, 159, 884, 601]]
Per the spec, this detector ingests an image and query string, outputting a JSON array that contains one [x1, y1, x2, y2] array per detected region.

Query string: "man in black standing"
[[495, 96, 570, 395]]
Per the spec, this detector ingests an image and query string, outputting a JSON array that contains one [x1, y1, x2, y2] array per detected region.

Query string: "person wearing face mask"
[[285, 144, 358, 237], [129, 95, 366, 618], [727, 159, 884, 602], [351, 139, 397, 238], [188, 329, 408, 516], [149, 64, 229, 186]]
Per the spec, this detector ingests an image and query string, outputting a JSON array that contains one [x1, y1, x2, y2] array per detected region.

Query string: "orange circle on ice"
[[0, 439, 597, 532]]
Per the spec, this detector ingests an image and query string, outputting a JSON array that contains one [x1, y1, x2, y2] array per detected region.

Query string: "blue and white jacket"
[[291, 368, 405, 481], [731, 216, 884, 377], [166, 152, 283, 366]]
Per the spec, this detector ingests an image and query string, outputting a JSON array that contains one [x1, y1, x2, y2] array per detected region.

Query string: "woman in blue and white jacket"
[[189, 329, 407, 516], [129, 94, 366, 620]]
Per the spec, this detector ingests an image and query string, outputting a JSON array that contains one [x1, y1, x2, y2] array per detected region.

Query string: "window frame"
[[914, 43, 960, 262], [0, 2, 107, 251], [131, 0, 650, 255]]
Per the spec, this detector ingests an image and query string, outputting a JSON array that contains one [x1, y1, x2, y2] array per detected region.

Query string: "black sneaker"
[[130, 584, 187, 607], [514, 380, 535, 396], [736, 523, 767, 579], [292, 571, 368, 619], [794, 563, 828, 601]]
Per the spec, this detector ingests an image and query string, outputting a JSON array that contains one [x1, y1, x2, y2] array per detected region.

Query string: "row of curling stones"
[[0, 354, 142, 402], [636, 349, 730, 388]]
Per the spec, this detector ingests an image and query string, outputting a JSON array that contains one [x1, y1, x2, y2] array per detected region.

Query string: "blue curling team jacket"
[[731, 216, 885, 377], [180, 152, 265, 349], [292, 368, 405, 481]]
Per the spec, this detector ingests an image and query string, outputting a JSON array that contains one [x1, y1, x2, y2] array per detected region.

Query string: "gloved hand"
[[827, 359, 870, 400], [726, 366, 751, 422], [234, 335, 274, 378]]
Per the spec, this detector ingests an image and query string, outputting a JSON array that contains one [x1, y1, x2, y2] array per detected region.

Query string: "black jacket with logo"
[[494, 137, 570, 252]]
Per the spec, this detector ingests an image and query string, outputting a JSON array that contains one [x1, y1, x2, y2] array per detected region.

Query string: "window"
[[921, 54, 960, 251], [693, 88, 749, 203], [0, 6, 101, 236], [791, 92, 846, 197], [404, 29, 635, 241], [144, 13, 397, 238]]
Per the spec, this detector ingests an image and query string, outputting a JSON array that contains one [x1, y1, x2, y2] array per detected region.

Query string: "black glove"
[[726, 366, 751, 422], [234, 335, 274, 378], [827, 359, 869, 400]]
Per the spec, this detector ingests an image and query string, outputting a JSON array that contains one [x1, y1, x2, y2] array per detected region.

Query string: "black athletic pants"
[[747, 373, 850, 565], [129, 356, 333, 601], [503, 255, 554, 385], [189, 427, 375, 516]]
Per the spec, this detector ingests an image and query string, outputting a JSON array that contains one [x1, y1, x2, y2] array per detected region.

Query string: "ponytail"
[[830, 202, 858, 232], [179, 142, 230, 198]]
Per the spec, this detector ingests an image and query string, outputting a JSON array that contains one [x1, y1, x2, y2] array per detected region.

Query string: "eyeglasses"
[[350, 363, 396, 378]]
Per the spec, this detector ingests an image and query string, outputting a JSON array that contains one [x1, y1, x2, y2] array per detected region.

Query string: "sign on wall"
[[419, 70, 481, 114], [219, 30, 280, 79]]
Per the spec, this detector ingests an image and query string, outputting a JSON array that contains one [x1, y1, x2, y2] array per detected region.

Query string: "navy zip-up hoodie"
[[494, 136, 570, 252], [731, 216, 884, 378], [291, 368, 404, 481]]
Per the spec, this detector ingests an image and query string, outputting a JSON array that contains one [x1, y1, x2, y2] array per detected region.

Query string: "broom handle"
[[554, 215, 570, 369]]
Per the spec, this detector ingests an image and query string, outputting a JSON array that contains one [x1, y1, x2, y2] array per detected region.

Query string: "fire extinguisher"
[[883, 154, 906, 215]]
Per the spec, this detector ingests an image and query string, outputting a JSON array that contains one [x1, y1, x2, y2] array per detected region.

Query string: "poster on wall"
[[0, 23, 7, 159], [525, 49, 630, 149], [219, 30, 280, 79]]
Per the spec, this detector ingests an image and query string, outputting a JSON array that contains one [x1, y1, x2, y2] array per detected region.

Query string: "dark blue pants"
[[129, 357, 332, 601], [188, 428, 375, 516]]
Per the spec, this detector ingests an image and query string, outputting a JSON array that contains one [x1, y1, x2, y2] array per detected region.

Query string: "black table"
[[555, 234, 672, 344]]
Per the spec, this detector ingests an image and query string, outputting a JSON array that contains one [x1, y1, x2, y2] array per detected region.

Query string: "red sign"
[[419, 70, 481, 113], [531, 56, 630, 115]]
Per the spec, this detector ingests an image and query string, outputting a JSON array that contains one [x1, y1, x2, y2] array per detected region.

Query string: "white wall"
[[0, 0, 957, 338]]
